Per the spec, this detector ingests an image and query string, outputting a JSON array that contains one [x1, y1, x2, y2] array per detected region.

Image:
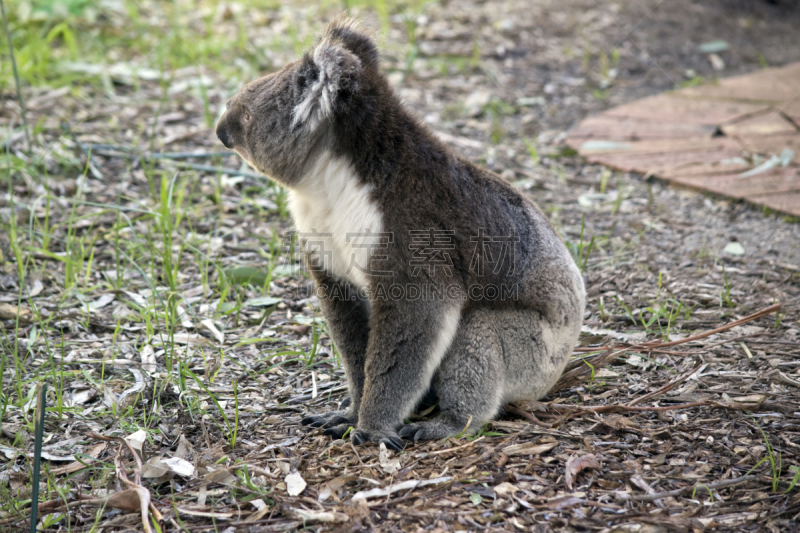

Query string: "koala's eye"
[[243, 112, 251, 123], [297, 75, 307, 89]]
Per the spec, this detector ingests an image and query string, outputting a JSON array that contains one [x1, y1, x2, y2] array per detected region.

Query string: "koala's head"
[[216, 18, 379, 187]]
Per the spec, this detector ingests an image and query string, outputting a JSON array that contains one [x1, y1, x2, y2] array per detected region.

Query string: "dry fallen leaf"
[[564, 453, 601, 490], [352, 477, 452, 500], [285, 471, 307, 496], [286, 507, 349, 524], [493, 481, 519, 497], [379, 442, 402, 474], [164, 456, 195, 477], [124, 429, 147, 456], [318, 475, 360, 502], [201, 318, 224, 343], [140, 344, 156, 374], [51, 443, 107, 476], [106, 489, 145, 512], [502, 441, 558, 457], [0, 303, 29, 320], [141, 457, 170, 479]]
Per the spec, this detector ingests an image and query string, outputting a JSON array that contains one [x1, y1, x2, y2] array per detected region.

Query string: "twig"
[[88, 432, 144, 484], [350, 440, 364, 465], [550, 347, 627, 393], [504, 403, 553, 428], [626, 362, 704, 407], [427, 436, 485, 456], [550, 401, 711, 415], [0, 0, 31, 154], [574, 303, 782, 353], [617, 475, 758, 502], [641, 304, 782, 349]]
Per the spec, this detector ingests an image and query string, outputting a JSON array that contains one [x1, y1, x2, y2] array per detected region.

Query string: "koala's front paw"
[[351, 428, 405, 451], [301, 409, 356, 429]]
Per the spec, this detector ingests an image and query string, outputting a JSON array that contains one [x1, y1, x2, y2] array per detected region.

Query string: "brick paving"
[[566, 63, 800, 217]]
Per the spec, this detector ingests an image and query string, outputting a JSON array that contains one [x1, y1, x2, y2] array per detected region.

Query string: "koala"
[[215, 17, 585, 451]]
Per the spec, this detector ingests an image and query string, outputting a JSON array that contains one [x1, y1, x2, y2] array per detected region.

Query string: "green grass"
[[745, 418, 800, 493], [1, 3, 408, 524], [3, 1, 797, 529], [0, 0, 275, 91]]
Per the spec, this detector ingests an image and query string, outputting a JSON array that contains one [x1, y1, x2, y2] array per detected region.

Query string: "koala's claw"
[[301, 409, 356, 429], [350, 429, 405, 451]]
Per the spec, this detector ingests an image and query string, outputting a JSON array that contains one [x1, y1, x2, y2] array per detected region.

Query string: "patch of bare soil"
[[1, 1, 800, 532]]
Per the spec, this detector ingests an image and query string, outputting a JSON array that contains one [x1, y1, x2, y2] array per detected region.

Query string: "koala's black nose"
[[216, 116, 234, 149]]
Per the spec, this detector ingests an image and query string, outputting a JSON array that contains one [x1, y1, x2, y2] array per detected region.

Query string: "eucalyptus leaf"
[[223, 266, 269, 286], [699, 40, 729, 53], [245, 296, 282, 307], [724, 242, 745, 256]]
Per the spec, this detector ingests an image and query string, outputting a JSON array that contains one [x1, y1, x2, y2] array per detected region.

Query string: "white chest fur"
[[288, 152, 384, 288]]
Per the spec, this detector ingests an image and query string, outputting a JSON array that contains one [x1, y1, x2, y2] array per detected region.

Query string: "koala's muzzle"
[[216, 113, 234, 149]]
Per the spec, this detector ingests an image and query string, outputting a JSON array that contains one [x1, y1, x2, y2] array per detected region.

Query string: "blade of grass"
[[0, 0, 31, 154], [30, 383, 46, 533]]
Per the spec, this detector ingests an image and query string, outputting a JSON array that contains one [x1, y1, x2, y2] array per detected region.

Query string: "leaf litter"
[[1, 0, 800, 532]]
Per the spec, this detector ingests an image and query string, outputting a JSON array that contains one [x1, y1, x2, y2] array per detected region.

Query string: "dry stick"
[[573, 303, 782, 353], [0, 0, 31, 154], [640, 333, 765, 356], [607, 306, 781, 409], [551, 400, 711, 415], [543, 305, 782, 420], [641, 303, 782, 348], [626, 362, 704, 407], [504, 403, 553, 428], [618, 474, 759, 502], [551, 347, 629, 393], [427, 436, 485, 456], [89, 432, 144, 485]]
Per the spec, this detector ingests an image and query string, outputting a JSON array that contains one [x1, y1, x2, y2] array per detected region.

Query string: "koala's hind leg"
[[399, 308, 575, 442], [399, 309, 504, 441]]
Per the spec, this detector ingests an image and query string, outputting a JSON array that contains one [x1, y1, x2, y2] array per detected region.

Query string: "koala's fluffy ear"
[[292, 18, 378, 129], [292, 38, 362, 129], [324, 17, 379, 71]]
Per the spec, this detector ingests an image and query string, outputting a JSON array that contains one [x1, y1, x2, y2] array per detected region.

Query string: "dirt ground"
[[2, 0, 800, 531]]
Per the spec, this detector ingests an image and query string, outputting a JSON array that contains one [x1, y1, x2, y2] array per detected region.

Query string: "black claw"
[[384, 437, 404, 451], [304, 417, 332, 428], [351, 431, 366, 445], [398, 426, 415, 440]]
